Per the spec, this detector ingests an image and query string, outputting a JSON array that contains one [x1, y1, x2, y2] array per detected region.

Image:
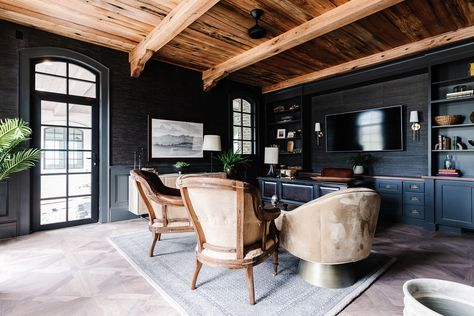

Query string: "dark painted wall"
[[0, 20, 261, 166], [0, 20, 261, 235], [311, 73, 429, 177]]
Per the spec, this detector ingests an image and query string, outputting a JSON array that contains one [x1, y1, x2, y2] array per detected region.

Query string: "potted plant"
[[0, 118, 40, 181], [174, 161, 190, 175], [348, 153, 374, 175], [217, 150, 251, 178]]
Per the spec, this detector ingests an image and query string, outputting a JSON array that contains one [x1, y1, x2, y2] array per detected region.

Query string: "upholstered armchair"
[[130, 170, 194, 257], [178, 176, 280, 305], [275, 188, 380, 288]]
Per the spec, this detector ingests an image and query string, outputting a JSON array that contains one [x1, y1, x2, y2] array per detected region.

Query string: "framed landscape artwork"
[[148, 117, 203, 160]]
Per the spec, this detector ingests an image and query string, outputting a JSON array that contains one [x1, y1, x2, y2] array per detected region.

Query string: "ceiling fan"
[[248, 9, 267, 39]]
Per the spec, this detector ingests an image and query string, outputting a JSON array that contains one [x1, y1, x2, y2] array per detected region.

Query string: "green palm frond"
[[0, 118, 32, 151], [0, 118, 39, 181], [217, 150, 251, 171], [0, 148, 41, 181]]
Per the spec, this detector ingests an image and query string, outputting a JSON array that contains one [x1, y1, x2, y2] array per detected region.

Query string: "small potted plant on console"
[[174, 161, 190, 175], [348, 153, 374, 175]]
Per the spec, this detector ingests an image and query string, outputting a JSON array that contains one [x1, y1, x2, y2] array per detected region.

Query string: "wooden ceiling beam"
[[129, 0, 219, 77], [262, 25, 474, 94], [202, 0, 405, 91]]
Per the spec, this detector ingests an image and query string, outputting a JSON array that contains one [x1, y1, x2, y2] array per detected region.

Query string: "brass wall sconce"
[[315, 122, 323, 147], [410, 111, 421, 142]]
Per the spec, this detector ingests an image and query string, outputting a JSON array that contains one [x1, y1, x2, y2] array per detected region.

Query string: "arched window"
[[232, 98, 256, 155]]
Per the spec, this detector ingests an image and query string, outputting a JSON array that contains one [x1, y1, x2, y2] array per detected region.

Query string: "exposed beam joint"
[[129, 0, 219, 77], [262, 25, 474, 94], [202, 0, 405, 91]]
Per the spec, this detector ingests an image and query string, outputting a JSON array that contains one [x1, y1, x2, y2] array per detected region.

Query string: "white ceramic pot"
[[353, 165, 364, 175], [403, 278, 474, 316]]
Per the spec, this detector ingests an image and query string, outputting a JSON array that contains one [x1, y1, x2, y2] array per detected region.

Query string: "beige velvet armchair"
[[178, 176, 281, 305], [130, 170, 194, 257], [275, 188, 381, 288]]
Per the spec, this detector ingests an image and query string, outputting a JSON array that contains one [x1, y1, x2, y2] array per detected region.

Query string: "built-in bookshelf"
[[429, 57, 474, 177], [264, 87, 310, 171]]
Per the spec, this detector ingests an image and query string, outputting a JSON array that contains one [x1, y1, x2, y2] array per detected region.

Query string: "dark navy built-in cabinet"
[[435, 180, 474, 229]]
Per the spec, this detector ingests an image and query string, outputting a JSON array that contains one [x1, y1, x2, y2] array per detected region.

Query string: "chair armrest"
[[260, 206, 281, 221]]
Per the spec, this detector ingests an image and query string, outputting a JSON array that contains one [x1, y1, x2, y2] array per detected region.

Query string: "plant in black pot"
[[348, 153, 375, 175], [217, 150, 251, 179], [0, 118, 40, 182], [174, 161, 190, 175]]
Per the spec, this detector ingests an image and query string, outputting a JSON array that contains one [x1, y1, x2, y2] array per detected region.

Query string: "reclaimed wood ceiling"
[[1, 0, 474, 93]]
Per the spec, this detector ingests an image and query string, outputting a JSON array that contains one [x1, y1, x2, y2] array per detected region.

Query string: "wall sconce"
[[315, 122, 323, 147], [409, 111, 421, 142]]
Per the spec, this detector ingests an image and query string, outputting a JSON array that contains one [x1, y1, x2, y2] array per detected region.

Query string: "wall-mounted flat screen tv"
[[325, 105, 403, 152]]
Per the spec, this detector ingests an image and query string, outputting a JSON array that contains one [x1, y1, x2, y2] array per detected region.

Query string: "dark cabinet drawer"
[[262, 181, 277, 198], [404, 205, 425, 219], [404, 181, 425, 193], [319, 185, 340, 196], [377, 181, 401, 193], [281, 183, 314, 203], [404, 192, 424, 206]]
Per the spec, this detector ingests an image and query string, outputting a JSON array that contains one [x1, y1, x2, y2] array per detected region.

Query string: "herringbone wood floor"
[[0, 219, 473, 315]]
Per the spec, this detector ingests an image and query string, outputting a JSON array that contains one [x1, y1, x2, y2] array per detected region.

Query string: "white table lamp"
[[264, 147, 279, 177], [203, 135, 221, 172]]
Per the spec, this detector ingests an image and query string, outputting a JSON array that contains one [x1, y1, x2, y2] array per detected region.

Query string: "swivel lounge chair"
[[275, 188, 380, 288]]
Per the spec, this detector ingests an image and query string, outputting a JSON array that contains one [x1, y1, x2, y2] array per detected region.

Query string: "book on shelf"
[[446, 90, 474, 99], [435, 135, 465, 150], [437, 169, 461, 177]]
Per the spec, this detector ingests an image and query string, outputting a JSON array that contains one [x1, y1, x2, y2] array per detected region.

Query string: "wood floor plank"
[[0, 219, 473, 315]]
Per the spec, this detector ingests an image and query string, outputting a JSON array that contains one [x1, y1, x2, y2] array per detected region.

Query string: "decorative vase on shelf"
[[353, 165, 364, 175]]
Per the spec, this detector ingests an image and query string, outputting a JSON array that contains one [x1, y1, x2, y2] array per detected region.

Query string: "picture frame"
[[148, 116, 203, 160], [276, 128, 286, 139], [469, 62, 474, 77], [287, 131, 295, 138]]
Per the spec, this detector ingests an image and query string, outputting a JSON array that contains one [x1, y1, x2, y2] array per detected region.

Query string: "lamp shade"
[[409, 111, 419, 123], [264, 147, 279, 164], [315, 122, 321, 132], [202, 135, 221, 151]]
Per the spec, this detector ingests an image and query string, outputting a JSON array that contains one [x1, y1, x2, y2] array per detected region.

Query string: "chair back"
[[278, 188, 380, 264], [178, 177, 263, 259], [130, 169, 184, 223]]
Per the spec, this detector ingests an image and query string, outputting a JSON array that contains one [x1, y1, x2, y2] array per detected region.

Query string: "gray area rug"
[[109, 231, 395, 316]]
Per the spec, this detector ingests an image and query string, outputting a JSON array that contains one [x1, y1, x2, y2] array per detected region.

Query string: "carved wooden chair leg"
[[157, 233, 161, 241], [191, 259, 203, 290], [273, 249, 279, 276], [245, 265, 255, 305], [149, 232, 160, 257]]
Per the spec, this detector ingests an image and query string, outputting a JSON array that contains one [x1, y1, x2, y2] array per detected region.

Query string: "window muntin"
[[232, 98, 256, 155]]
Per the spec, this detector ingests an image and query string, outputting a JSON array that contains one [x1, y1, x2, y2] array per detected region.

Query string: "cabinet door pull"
[[410, 184, 419, 189], [384, 185, 393, 189], [411, 209, 420, 215], [410, 197, 419, 202]]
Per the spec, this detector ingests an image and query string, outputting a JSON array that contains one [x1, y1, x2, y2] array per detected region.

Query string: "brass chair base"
[[298, 260, 356, 288]]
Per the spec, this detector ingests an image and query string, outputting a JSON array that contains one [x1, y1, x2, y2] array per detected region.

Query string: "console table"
[[257, 176, 370, 206]]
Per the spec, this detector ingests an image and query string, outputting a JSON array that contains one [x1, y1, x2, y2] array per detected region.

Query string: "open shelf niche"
[[429, 57, 474, 178]]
